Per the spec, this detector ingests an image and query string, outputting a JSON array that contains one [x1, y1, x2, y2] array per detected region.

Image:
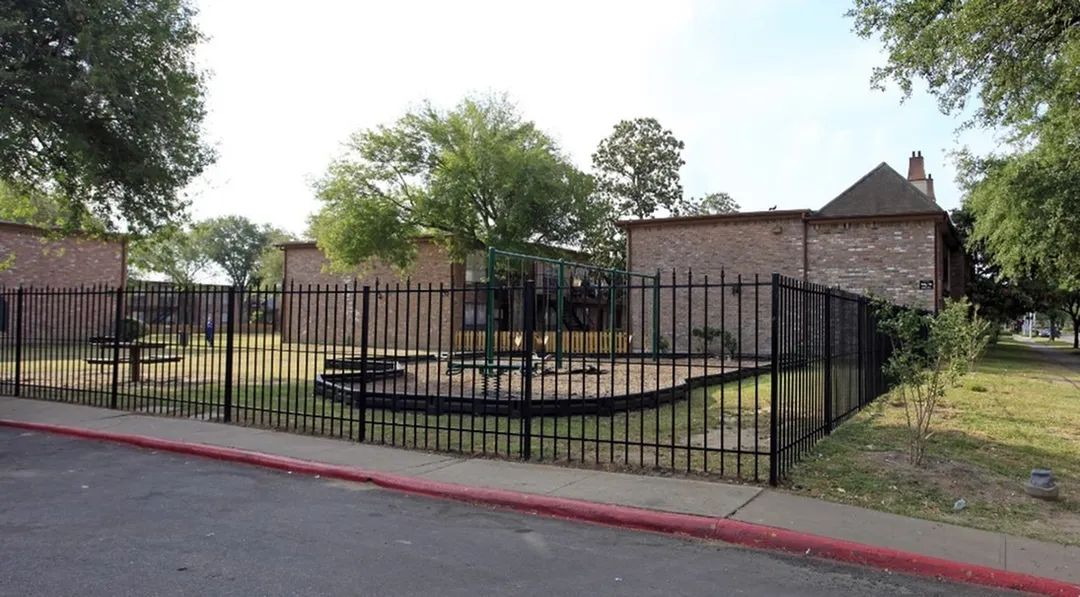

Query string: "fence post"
[[522, 278, 535, 460], [223, 287, 236, 423], [651, 272, 660, 361], [857, 299, 865, 407], [824, 290, 834, 433], [357, 286, 371, 442], [769, 273, 780, 486], [13, 286, 23, 397], [110, 287, 123, 410]]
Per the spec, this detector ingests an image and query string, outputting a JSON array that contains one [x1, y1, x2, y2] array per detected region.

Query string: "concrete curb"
[[3, 419, 1078, 597]]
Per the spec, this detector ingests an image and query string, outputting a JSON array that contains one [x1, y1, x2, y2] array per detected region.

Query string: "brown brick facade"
[[625, 212, 808, 355], [623, 210, 965, 355], [805, 218, 938, 311], [280, 240, 461, 351], [0, 223, 126, 289], [0, 222, 127, 344]]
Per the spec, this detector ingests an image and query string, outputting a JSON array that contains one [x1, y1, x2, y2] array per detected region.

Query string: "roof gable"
[[816, 162, 944, 217]]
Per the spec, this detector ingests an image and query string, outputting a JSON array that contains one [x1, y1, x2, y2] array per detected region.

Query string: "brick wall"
[[0, 224, 126, 344], [0, 224, 125, 289], [625, 215, 806, 356], [947, 245, 967, 304], [281, 240, 458, 351], [806, 219, 937, 311]]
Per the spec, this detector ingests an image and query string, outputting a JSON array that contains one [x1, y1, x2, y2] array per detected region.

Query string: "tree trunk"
[[1073, 315, 1079, 349]]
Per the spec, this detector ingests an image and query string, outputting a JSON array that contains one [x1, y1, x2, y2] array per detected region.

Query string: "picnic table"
[[86, 337, 182, 382]]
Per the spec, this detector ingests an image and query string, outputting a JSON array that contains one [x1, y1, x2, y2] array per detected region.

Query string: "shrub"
[[655, 336, 670, 353], [691, 326, 738, 359], [117, 317, 147, 342], [876, 297, 990, 465]]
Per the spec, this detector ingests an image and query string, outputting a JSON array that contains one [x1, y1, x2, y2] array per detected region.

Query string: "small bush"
[[656, 336, 670, 353], [876, 297, 990, 466], [692, 326, 738, 359], [967, 383, 988, 393], [117, 317, 147, 342]]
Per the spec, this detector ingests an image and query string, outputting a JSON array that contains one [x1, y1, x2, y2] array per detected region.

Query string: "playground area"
[[315, 352, 769, 417]]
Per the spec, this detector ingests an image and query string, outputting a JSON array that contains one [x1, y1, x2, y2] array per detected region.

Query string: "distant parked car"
[[1039, 328, 1052, 338]]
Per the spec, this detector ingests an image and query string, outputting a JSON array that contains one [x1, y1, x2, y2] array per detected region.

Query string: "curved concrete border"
[[2, 419, 1077, 597]]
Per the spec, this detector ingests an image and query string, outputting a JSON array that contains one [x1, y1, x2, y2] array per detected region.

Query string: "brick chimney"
[[926, 173, 936, 202], [907, 150, 932, 199]]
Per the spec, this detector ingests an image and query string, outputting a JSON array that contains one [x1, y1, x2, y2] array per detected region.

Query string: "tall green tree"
[[128, 225, 209, 287], [257, 228, 297, 288], [681, 191, 739, 216], [950, 205, 1045, 329], [0, 0, 215, 234], [591, 118, 687, 218], [956, 146, 1080, 293], [309, 94, 597, 272], [587, 118, 687, 268], [200, 216, 273, 287]]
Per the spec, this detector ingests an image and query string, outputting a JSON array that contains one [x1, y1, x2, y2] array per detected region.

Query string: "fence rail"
[[0, 274, 896, 484]]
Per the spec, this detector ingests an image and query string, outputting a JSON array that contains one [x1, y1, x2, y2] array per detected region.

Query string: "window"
[[464, 252, 486, 283], [463, 302, 487, 329]]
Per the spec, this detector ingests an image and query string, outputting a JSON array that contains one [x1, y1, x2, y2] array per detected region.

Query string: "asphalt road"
[[0, 428, 1018, 597]]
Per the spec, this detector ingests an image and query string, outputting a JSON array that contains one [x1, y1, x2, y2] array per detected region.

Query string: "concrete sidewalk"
[[2, 395, 1077, 588]]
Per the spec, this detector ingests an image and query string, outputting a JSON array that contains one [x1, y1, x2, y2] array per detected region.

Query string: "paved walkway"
[[1, 394, 1077, 588]]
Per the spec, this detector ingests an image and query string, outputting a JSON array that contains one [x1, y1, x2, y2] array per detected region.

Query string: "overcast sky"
[[187, 0, 997, 237]]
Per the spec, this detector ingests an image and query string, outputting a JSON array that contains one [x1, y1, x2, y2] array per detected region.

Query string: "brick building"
[[620, 151, 967, 354], [279, 238, 610, 351], [0, 220, 128, 342]]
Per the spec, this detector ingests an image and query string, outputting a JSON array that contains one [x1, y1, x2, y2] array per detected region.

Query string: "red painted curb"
[[3, 419, 1078, 597]]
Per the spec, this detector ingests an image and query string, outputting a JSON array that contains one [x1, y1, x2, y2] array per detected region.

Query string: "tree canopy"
[[586, 118, 687, 268], [127, 225, 210, 287], [309, 94, 598, 273], [0, 0, 215, 234], [200, 216, 273, 287], [591, 118, 687, 219], [257, 228, 297, 287], [847, 0, 1080, 136], [681, 191, 739, 216], [956, 146, 1080, 287]]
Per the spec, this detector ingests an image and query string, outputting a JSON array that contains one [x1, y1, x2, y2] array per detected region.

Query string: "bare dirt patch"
[[366, 356, 765, 400]]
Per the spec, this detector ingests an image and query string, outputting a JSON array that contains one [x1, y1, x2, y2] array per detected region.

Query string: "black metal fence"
[[0, 273, 895, 485]]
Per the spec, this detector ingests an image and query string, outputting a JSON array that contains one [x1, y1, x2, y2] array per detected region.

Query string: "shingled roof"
[[815, 162, 944, 217]]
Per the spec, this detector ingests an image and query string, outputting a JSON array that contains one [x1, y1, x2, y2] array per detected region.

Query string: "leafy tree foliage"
[[309, 94, 597, 273], [877, 297, 990, 465], [257, 228, 297, 288], [587, 118, 687, 268], [950, 205, 1046, 328], [0, 0, 215, 234], [847, 0, 1080, 135], [591, 118, 687, 219], [681, 191, 739, 216], [200, 216, 273, 287], [127, 225, 209, 287], [956, 147, 1080, 284]]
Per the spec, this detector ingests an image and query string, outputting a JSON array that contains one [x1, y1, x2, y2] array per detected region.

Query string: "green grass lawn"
[[786, 338, 1080, 546]]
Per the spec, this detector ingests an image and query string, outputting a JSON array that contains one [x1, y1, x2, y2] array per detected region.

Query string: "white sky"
[[187, 0, 997, 238]]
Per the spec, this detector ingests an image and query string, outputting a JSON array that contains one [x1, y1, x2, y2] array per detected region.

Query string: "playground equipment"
[[470, 247, 660, 372]]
